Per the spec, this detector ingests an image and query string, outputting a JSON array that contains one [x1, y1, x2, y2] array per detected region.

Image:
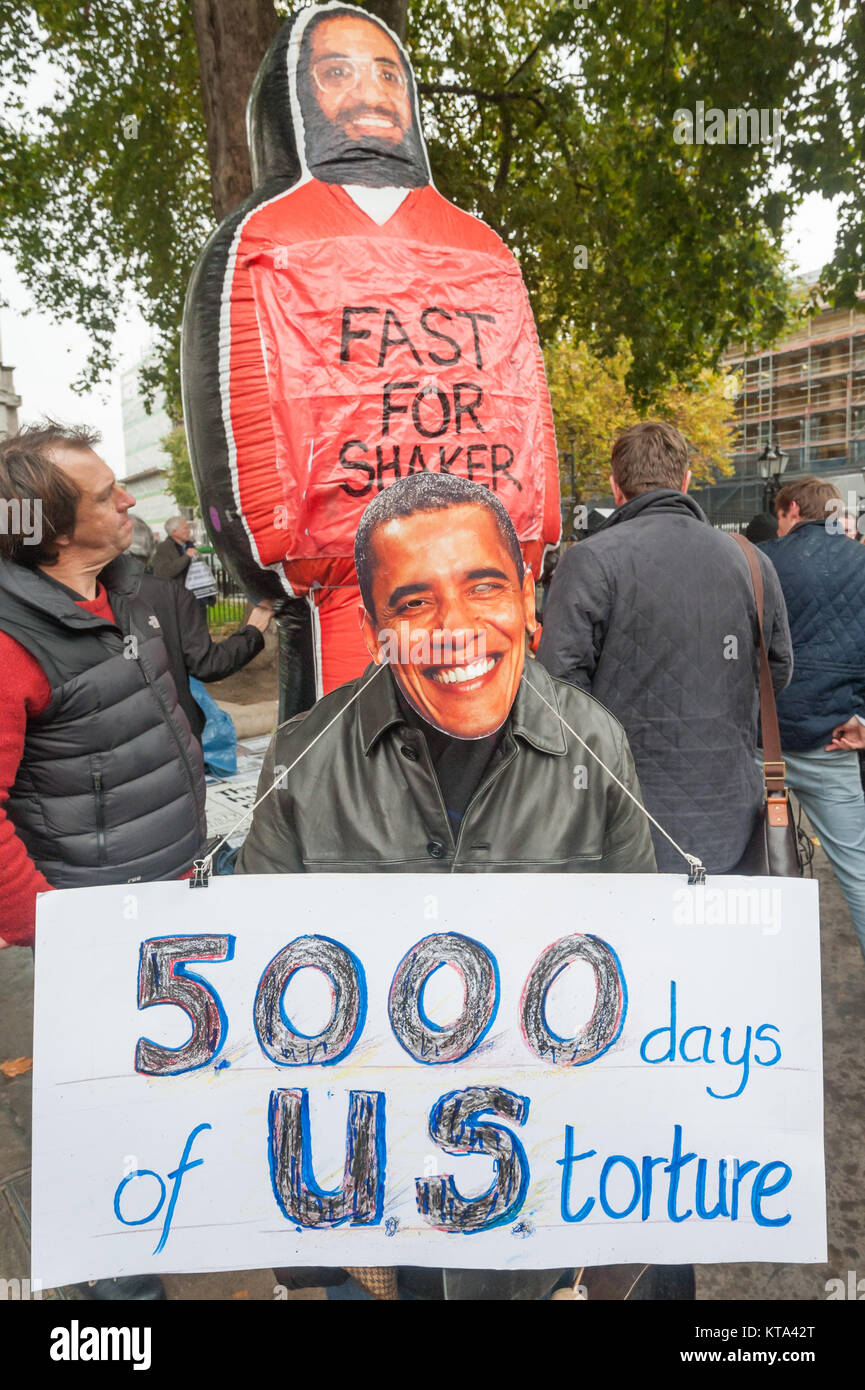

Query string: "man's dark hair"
[[354, 472, 525, 615], [774, 474, 841, 523], [0, 421, 100, 568], [611, 421, 690, 499]]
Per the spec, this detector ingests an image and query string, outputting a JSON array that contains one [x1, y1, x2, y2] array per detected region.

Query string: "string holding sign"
[[190, 662, 706, 889]]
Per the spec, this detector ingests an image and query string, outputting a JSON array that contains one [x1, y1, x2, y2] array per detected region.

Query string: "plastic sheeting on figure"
[[182, 2, 560, 695]]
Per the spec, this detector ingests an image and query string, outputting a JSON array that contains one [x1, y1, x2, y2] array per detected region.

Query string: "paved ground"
[[695, 834, 865, 1303], [204, 620, 278, 708], [2, 840, 862, 1303]]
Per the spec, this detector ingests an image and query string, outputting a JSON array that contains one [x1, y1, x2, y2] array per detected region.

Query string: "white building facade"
[[0, 324, 21, 439], [120, 363, 178, 540]]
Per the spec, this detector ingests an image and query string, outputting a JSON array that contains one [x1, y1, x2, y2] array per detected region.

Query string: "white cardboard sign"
[[32, 873, 826, 1287]]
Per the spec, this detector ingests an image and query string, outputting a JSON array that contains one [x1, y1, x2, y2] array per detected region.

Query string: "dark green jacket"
[[237, 656, 657, 876]]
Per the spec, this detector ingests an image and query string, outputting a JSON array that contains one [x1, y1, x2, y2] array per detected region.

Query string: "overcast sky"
[[0, 250, 152, 471], [0, 193, 841, 478]]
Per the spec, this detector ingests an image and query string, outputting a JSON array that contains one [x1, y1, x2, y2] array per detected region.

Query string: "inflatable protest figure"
[[182, 1, 560, 710]]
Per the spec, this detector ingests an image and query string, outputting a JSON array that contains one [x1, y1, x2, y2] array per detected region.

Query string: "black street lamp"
[[757, 441, 789, 512], [560, 437, 579, 539]]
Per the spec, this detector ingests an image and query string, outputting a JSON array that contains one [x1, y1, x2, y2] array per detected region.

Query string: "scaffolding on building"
[[692, 298, 865, 525]]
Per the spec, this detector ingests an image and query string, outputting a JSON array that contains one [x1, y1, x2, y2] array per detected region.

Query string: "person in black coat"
[[136, 568, 273, 741]]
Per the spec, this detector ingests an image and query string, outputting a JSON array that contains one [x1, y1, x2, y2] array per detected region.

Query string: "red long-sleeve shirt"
[[0, 585, 116, 947]]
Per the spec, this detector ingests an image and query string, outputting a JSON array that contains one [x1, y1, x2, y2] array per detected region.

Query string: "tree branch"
[[417, 81, 543, 104], [548, 119, 591, 194], [494, 106, 513, 193], [506, 37, 546, 88]]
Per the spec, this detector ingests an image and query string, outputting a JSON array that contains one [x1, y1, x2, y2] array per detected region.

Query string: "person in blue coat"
[[759, 475, 865, 959]]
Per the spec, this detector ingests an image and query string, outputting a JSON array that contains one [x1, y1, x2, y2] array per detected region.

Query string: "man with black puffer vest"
[[0, 421, 208, 1302]]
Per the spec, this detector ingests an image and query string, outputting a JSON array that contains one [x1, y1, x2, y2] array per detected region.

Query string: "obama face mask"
[[356, 473, 536, 740]]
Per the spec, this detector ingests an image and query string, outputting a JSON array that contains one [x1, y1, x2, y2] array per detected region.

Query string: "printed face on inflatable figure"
[[298, 11, 427, 184], [356, 474, 535, 739], [181, 2, 559, 705]]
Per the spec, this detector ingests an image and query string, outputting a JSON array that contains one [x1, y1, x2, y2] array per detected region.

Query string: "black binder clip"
[[686, 856, 706, 886], [189, 858, 211, 889]]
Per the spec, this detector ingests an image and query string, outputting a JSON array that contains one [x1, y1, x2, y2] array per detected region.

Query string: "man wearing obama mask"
[[238, 471, 656, 1299]]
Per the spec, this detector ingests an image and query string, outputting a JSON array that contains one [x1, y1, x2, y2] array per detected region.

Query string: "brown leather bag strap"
[[730, 532, 787, 799]]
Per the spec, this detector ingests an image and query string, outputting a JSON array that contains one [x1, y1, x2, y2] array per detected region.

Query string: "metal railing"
[[198, 551, 249, 628], [771, 364, 809, 386], [809, 422, 848, 442], [742, 350, 865, 391]]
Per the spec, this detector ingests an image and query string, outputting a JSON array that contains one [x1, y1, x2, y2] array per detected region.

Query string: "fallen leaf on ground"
[[231, 1290, 250, 1300], [0, 1056, 32, 1078]]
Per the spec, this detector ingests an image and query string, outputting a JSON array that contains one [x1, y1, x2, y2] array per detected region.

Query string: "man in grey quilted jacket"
[[537, 422, 793, 873]]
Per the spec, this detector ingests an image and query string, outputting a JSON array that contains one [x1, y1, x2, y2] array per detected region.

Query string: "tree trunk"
[[189, 0, 281, 221], [362, 0, 409, 42]]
